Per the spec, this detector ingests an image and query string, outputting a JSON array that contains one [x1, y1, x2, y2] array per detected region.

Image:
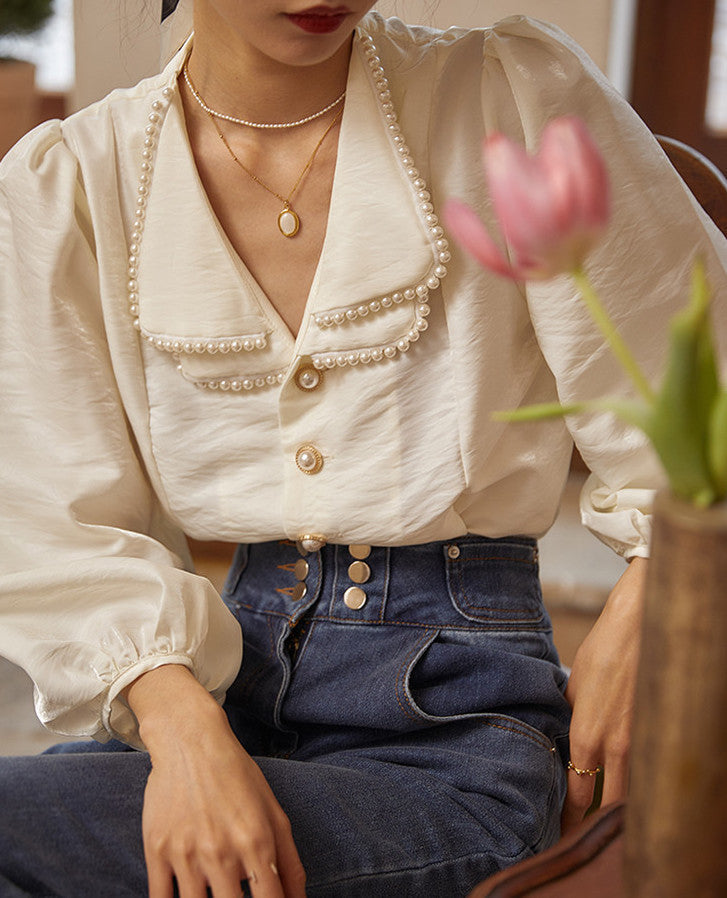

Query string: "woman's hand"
[[561, 557, 648, 832], [124, 665, 307, 898]]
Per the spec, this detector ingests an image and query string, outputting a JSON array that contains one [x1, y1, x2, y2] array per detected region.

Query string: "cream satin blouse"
[[1, 13, 725, 747]]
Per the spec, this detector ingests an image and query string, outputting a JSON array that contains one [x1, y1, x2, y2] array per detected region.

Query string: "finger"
[[173, 864, 209, 898], [275, 831, 307, 898], [601, 751, 629, 808], [205, 869, 248, 898], [146, 858, 175, 898], [249, 858, 285, 898], [561, 764, 600, 832]]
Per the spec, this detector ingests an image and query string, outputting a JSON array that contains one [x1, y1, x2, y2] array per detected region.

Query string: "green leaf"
[[493, 396, 651, 429], [644, 261, 719, 505], [708, 389, 727, 501], [492, 402, 589, 422]]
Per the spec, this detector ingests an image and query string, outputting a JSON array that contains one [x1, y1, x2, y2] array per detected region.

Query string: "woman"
[[0, 2, 724, 896]]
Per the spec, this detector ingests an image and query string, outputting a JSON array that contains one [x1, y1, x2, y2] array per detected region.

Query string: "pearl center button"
[[297, 535, 326, 553], [295, 444, 323, 475], [295, 366, 322, 392]]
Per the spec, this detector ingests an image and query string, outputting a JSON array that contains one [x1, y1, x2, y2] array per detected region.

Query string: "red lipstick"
[[287, 6, 351, 34]]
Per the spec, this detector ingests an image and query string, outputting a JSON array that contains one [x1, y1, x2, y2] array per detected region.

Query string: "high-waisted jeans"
[[0, 536, 571, 897]]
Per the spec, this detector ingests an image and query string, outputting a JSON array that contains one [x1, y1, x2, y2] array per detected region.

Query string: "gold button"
[[294, 559, 309, 580], [348, 561, 371, 584], [295, 445, 323, 475], [344, 587, 367, 610], [291, 581, 307, 602], [348, 544, 371, 560], [447, 545, 461, 560], [295, 365, 322, 392]]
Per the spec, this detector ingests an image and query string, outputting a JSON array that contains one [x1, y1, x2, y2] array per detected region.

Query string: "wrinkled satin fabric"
[[1, 14, 726, 748]]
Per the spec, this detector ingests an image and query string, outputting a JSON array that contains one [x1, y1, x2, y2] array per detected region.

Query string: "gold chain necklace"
[[184, 65, 343, 238]]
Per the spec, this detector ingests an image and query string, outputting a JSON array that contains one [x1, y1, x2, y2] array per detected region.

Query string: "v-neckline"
[[174, 45, 358, 351]]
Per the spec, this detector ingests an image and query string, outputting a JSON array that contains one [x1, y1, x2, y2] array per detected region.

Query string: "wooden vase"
[[0, 59, 38, 160], [624, 492, 727, 896]]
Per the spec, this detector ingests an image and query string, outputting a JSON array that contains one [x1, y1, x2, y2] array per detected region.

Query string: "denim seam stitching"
[[378, 546, 391, 623], [394, 629, 438, 722], [228, 604, 547, 631], [306, 843, 538, 889]]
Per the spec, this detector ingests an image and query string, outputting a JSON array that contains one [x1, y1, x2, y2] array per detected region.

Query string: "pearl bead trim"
[[305, 30, 449, 371], [142, 330, 269, 355], [309, 300, 430, 371], [311, 32, 450, 337], [127, 88, 273, 359], [177, 363, 289, 392], [127, 90, 171, 340], [128, 28, 451, 391]]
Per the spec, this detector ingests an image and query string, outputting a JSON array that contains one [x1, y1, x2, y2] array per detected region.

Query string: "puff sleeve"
[[0, 122, 242, 747], [483, 17, 727, 557]]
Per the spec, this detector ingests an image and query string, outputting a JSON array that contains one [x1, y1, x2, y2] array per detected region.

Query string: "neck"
[[187, 8, 354, 126]]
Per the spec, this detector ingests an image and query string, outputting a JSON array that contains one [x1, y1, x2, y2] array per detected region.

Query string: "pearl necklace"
[[182, 62, 346, 130], [184, 63, 343, 238]]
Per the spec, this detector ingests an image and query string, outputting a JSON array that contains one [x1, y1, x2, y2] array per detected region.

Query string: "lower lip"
[[287, 13, 348, 34]]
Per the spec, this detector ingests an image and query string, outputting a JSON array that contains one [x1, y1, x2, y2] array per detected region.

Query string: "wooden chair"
[[468, 803, 625, 898], [656, 135, 727, 238]]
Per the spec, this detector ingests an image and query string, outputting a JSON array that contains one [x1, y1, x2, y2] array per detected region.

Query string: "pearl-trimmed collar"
[[130, 16, 449, 392]]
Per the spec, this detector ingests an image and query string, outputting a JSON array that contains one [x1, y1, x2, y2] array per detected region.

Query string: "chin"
[[266, 30, 356, 69]]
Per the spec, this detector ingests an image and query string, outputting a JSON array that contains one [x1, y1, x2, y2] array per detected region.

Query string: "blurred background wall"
[[69, 0, 631, 112]]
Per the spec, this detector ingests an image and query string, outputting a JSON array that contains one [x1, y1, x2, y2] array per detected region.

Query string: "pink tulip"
[[444, 116, 610, 280]]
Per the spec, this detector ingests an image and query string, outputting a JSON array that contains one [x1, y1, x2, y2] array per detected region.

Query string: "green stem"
[[572, 267, 655, 404]]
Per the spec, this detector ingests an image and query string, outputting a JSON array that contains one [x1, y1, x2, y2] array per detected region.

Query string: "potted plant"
[[445, 117, 727, 896], [0, 0, 54, 159]]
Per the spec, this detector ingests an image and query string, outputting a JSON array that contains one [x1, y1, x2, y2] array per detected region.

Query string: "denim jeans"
[[0, 536, 570, 897]]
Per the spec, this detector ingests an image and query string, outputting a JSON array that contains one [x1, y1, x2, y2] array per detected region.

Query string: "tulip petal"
[[483, 136, 567, 274], [540, 118, 609, 235], [443, 199, 521, 278], [477, 118, 610, 278]]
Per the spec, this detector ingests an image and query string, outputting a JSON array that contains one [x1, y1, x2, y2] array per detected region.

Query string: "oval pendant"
[[278, 207, 300, 238]]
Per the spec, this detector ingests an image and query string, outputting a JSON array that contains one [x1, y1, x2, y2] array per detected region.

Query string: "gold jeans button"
[[291, 581, 307, 602], [348, 561, 371, 584], [348, 544, 371, 560], [294, 558, 309, 580], [344, 586, 367, 610]]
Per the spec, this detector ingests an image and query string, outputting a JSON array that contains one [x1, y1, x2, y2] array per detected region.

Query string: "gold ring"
[[567, 760, 603, 777]]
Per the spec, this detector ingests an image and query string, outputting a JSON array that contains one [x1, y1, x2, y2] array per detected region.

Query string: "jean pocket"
[[445, 538, 544, 627], [398, 628, 568, 751]]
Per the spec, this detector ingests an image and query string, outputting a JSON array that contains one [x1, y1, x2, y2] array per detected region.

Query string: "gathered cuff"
[[103, 652, 197, 749], [580, 474, 655, 559]]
